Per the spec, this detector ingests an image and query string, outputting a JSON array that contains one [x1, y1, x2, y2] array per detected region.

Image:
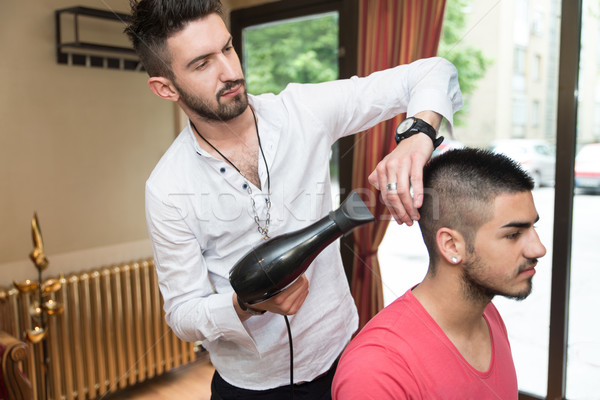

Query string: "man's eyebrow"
[[500, 214, 540, 229], [185, 36, 233, 69]]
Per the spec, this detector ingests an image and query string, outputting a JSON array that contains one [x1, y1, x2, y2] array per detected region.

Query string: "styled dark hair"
[[418, 148, 534, 266], [125, 0, 223, 78]]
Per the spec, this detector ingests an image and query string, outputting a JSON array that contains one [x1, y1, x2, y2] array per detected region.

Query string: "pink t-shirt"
[[332, 289, 518, 400]]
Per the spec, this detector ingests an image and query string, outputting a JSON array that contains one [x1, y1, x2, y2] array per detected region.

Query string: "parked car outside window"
[[575, 143, 600, 194], [488, 139, 556, 188]]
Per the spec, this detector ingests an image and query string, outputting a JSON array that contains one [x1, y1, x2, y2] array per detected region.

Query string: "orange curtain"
[[351, 0, 447, 330]]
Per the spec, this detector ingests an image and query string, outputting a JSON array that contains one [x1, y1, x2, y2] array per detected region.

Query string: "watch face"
[[396, 118, 416, 134]]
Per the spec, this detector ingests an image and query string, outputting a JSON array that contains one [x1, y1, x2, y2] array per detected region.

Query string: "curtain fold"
[[351, 0, 447, 331]]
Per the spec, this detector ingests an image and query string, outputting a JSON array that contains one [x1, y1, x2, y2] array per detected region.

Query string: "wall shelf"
[[55, 6, 143, 71]]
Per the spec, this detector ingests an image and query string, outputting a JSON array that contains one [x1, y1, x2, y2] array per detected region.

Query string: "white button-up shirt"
[[145, 57, 463, 390]]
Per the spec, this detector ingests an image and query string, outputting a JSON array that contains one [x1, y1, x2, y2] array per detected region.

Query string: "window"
[[513, 97, 528, 125], [514, 0, 529, 46], [531, 100, 540, 127], [531, 9, 544, 36], [380, 1, 568, 398], [241, 12, 339, 95], [532, 54, 542, 81], [566, 0, 600, 398], [515, 47, 527, 76]]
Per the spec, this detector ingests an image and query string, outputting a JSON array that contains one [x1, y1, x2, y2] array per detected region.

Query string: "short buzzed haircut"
[[125, 0, 223, 79], [418, 148, 534, 267]]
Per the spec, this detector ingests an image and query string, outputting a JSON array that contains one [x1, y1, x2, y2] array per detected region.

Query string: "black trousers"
[[210, 360, 338, 400]]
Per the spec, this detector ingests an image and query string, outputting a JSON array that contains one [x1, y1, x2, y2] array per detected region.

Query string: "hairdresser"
[[126, 1, 462, 399]]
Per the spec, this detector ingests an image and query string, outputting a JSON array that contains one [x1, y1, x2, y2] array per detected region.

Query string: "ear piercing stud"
[[451, 256, 459, 264]]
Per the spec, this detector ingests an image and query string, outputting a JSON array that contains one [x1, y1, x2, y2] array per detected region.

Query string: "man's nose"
[[218, 54, 238, 81], [525, 229, 547, 260]]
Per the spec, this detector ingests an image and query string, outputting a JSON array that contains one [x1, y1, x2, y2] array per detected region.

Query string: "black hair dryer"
[[229, 191, 375, 305]]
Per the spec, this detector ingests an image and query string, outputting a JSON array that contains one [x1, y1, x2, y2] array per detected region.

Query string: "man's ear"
[[148, 76, 179, 102], [436, 227, 465, 265]]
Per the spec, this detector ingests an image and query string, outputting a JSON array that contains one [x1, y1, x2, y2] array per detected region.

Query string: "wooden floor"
[[103, 354, 215, 400]]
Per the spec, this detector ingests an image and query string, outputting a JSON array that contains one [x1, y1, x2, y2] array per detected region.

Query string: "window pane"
[[380, 0, 560, 397], [242, 12, 339, 95], [567, 0, 600, 397]]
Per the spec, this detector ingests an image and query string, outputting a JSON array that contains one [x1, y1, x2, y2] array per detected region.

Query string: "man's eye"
[[506, 232, 522, 240]]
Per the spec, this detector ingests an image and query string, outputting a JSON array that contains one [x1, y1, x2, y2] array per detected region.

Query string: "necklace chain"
[[191, 107, 271, 240]]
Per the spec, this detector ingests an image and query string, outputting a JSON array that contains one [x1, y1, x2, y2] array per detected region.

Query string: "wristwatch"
[[237, 294, 266, 316], [395, 117, 444, 149]]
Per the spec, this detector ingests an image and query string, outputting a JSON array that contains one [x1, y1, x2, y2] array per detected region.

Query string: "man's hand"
[[368, 111, 442, 226], [234, 274, 309, 320]]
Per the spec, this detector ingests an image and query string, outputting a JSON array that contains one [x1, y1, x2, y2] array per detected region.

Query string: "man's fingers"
[[265, 274, 309, 315], [369, 133, 435, 225], [280, 275, 309, 315], [410, 167, 425, 211], [368, 170, 379, 190], [287, 282, 310, 315], [376, 157, 416, 226]]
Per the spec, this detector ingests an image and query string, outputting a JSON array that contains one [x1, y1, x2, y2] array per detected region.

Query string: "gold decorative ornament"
[[26, 326, 47, 344], [28, 302, 42, 318], [13, 279, 39, 293], [30, 213, 49, 271], [14, 213, 64, 324], [41, 278, 62, 294], [13, 212, 63, 400], [42, 299, 64, 315]]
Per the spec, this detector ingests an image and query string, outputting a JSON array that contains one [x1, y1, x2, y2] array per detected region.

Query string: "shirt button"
[[242, 183, 249, 190], [220, 167, 226, 173]]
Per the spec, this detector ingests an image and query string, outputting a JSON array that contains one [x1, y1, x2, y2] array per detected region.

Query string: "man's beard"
[[461, 255, 536, 303], [175, 79, 248, 122]]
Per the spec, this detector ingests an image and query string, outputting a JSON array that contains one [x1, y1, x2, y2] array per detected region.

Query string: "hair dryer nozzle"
[[229, 191, 374, 305], [329, 191, 375, 234]]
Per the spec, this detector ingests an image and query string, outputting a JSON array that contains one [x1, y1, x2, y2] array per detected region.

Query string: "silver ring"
[[386, 182, 397, 191]]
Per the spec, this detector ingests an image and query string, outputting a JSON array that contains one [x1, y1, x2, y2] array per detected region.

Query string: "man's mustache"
[[517, 258, 538, 274], [217, 79, 246, 99]]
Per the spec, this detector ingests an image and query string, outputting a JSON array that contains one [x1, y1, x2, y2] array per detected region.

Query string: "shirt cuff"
[[406, 88, 457, 128], [209, 291, 260, 354]]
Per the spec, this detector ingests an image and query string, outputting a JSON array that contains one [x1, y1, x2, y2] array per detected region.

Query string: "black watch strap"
[[395, 117, 444, 149], [237, 294, 266, 315]]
